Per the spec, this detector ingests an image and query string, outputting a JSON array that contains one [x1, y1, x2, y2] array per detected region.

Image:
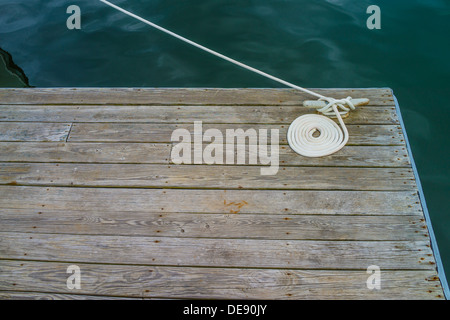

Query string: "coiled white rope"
[[287, 96, 356, 157], [100, 0, 367, 157]]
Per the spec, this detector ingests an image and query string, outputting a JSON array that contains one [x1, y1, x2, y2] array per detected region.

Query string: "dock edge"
[[392, 89, 450, 299]]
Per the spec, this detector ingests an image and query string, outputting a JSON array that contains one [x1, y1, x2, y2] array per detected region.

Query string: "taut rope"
[[100, 0, 369, 157]]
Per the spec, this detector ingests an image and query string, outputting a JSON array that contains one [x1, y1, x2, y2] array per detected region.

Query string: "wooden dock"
[[0, 88, 445, 299]]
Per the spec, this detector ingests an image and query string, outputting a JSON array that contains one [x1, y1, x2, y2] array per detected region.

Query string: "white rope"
[[99, 0, 325, 99], [287, 96, 356, 157], [100, 0, 361, 157]]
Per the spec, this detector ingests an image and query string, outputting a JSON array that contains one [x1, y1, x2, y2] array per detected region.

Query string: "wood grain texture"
[[0, 142, 409, 167], [0, 260, 443, 300], [0, 122, 72, 142], [0, 163, 417, 190], [0, 105, 399, 125], [0, 208, 428, 241], [0, 88, 394, 105], [0, 142, 171, 164], [0, 186, 423, 215], [68, 123, 405, 146], [0, 232, 436, 270], [0, 291, 138, 300], [188, 144, 411, 167]]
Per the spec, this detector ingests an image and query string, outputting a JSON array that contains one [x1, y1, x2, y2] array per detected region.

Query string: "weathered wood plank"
[[0, 142, 409, 167], [0, 88, 394, 105], [0, 142, 170, 164], [188, 145, 411, 167], [0, 122, 72, 142], [0, 186, 423, 215], [0, 260, 443, 300], [0, 291, 137, 300], [68, 123, 405, 146], [0, 163, 416, 191], [0, 232, 435, 270], [0, 208, 428, 241], [0, 105, 399, 125]]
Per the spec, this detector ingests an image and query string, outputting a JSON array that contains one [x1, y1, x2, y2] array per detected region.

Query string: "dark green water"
[[1, 0, 449, 285]]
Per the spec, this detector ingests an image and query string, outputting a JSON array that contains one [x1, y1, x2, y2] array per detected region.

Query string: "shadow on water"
[[0, 47, 31, 87]]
